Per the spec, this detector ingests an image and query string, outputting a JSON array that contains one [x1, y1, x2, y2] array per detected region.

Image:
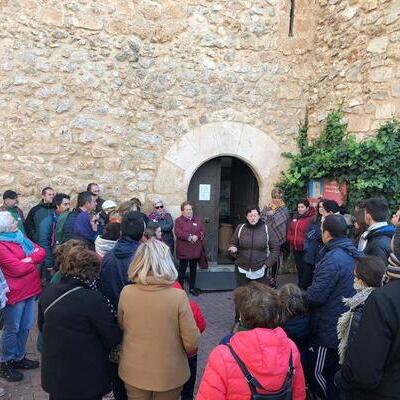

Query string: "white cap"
[[102, 200, 117, 211]]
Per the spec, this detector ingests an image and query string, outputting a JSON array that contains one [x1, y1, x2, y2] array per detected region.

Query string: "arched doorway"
[[188, 156, 259, 266]]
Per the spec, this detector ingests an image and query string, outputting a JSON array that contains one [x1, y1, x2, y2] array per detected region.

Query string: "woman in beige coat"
[[118, 238, 200, 400]]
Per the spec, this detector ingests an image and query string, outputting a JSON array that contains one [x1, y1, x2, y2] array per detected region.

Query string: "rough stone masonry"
[[0, 0, 399, 212]]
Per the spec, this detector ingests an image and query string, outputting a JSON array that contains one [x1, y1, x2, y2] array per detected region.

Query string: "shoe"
[[0, 362, 24, 382], [10, 357, 39, 370], [189, 288, 201, 296], [0, 388, 5, 397]]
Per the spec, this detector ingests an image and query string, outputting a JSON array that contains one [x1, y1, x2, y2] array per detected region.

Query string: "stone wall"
[[308, 0, 400, 138], [2, 0, 399, 213]]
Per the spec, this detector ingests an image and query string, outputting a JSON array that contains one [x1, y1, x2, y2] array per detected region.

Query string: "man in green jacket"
[[0, 190, 25, 233], [38, 193, 71, 276]]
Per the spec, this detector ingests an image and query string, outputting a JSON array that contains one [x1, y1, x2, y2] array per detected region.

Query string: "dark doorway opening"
[[188, 156, 259, 266]]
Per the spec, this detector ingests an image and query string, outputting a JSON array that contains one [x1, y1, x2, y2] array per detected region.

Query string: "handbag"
[[225, 344, 293, 400]]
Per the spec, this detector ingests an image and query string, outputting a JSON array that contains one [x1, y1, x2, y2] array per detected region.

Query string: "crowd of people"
[[0, 183, 399, 400]]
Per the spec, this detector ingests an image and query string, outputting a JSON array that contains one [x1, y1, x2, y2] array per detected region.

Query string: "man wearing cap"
[[0, 190, 25, 234]]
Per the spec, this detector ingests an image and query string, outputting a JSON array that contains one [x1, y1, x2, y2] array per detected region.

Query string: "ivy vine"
[[278, 109, 400, 213]]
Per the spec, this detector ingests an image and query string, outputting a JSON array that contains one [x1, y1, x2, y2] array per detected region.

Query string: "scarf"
[[71, 275, 116, 317], [0, 231, 35, 255], [270, 199, 286, 211], [337, 286, 375, 364]]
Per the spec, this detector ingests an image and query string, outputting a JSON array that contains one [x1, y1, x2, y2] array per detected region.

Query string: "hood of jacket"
[[320, 237, 364, 259], [229, 327, 294, 380], [95, 236, 117, 257], [39, 201, 55, 210], [112, 236, 141, 259], [367, 224, 396, 240]]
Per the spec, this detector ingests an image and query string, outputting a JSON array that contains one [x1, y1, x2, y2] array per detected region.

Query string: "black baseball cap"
[[3, 190, 19, 200]]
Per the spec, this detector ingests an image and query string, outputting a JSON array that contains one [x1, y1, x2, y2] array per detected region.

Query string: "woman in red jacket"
[[174, 201, 204, 296], [197, 282, 306, 399], [0, 211, 45, 382], [287, 199, 316, 289]]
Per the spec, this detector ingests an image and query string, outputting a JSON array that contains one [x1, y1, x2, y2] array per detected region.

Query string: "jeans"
[[1, 296, 35, 362]]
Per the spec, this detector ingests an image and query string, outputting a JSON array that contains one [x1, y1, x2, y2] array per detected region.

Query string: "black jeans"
[[181, 355, 197, 400], [178, 259, 198, 290], [293, 250, 307, 289]]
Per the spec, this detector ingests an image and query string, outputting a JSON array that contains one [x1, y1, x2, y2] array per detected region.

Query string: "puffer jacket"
[[229, 220, 280, 271], [287, 207, 316, 251], [0, 241, 45, 305], [196, 327, 306, 400], [306, 237, 363, 348], [363, 225, 395, 263]]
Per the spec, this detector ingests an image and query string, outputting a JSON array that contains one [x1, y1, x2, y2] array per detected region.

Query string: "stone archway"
[[152, 121, 286, 218]]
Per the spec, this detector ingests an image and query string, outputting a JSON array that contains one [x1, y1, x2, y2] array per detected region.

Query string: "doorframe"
[[152, 121, 287, 219]]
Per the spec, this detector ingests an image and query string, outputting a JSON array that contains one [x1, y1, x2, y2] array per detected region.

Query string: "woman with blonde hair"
[[118, 238, 200, 400]]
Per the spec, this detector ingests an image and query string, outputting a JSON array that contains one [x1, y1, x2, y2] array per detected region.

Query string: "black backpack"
[[225, 344, 293, 400]]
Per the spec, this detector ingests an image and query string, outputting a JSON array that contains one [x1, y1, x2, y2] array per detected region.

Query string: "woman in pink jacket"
[[0, 211, 45, 383], [197, 282, 306, 400]]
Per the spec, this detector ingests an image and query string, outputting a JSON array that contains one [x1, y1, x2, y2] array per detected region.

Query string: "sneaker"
[[10, 357, 39, 370], [0, 388, 5, 397], [0, 362, 24, 382]]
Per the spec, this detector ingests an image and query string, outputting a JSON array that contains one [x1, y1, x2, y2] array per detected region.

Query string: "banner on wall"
[[308, 178, 347, 206]]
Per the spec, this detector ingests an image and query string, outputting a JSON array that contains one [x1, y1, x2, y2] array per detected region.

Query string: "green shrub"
[[278, 109, 400, 213]]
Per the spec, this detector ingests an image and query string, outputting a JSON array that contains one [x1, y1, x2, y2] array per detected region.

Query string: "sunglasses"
[[155, 205, 164, 209]]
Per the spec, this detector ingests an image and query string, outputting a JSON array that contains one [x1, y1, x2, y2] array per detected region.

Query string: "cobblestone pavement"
[[1, 274, 296, 399]]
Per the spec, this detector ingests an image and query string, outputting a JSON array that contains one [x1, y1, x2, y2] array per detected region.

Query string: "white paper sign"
[[199, 184, 211, 201]]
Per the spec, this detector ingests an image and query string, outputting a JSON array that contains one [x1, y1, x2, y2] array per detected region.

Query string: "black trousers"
[[178, 259, 198, 290], [293, 250, 307, 289], [307, 345, 340, 400], [181, 355, 197, 400]]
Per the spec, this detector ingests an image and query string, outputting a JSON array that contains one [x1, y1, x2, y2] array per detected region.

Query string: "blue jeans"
[[1, 297, 35, 362]]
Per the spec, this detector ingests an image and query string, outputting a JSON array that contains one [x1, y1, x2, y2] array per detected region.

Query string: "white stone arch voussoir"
[[153, 121, 285, 218]]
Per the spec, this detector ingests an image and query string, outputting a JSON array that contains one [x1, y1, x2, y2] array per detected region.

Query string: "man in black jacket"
[[339, 227, 400, 399], [357, 197, 395, 263], [25, 186, 55, 242]]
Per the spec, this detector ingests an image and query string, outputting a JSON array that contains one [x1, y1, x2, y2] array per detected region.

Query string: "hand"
[[21, 257, 33, 263], [228, 246, 238, 254], [192, 235, 199, 243]]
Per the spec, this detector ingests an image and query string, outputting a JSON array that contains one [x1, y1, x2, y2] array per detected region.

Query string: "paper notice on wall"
[[199, 184, 211, 201]]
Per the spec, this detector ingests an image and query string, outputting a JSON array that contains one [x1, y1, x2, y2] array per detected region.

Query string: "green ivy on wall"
[[278, 109, 400, 213]]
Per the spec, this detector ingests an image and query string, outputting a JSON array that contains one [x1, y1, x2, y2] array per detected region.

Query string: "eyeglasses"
[[155, 205, 164, 209]]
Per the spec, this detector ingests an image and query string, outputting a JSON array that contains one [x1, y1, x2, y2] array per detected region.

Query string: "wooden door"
[[188, 158, 221, 264], [230, 158, 260, 230]]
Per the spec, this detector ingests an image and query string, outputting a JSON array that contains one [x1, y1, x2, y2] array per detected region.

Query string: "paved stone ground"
[[1, 274, 296, 399]]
